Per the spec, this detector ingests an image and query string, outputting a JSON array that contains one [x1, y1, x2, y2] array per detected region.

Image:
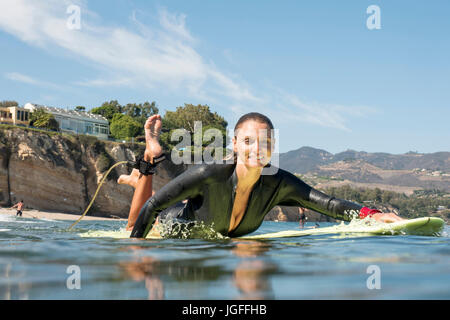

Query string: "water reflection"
[[119, 240, 278, 300], [119, 257, 164, 300], [0, 263, 30, 300], [231, 240, 277, 299]]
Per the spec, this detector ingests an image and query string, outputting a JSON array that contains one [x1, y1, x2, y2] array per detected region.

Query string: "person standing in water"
[[299, 207, 306, 228], [11, 200, 24, 217], [119, 113, 404, 239]]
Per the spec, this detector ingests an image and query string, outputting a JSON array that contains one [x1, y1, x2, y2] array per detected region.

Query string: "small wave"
[[38, 218, 61, 222], [0, 214, 15, 222], [79, 228, 131, 239], [10, 220, 42, 224]]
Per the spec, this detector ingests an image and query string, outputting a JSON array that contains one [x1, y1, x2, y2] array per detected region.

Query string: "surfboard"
[[78, 217, 445, 240], [239, 217, 445, 240]]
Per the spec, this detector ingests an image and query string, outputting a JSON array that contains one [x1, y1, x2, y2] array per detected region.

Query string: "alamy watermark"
[[169, 122, 279, 175], [366, 265, 381, 290], [66, 4, 81, 30], [366, 5, 381, 30], [66, 265, 81, 290]]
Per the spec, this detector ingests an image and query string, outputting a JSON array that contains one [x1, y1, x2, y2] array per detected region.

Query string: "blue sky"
[[0, 0, 449, 154]]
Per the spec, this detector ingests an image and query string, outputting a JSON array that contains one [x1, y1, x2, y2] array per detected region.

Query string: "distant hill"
[[279, 147, 450, 193]]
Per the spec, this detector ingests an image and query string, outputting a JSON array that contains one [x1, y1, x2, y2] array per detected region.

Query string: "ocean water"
[[0, 213, 449, 300]]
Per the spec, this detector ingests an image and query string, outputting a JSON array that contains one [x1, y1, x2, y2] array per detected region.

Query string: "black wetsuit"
[[131, 163, 364, 238]]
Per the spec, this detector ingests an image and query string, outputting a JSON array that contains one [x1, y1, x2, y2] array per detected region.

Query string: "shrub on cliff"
[[110, 114, 141, 140], [29, 109, 60, 131], [96, 153, 112, 173]]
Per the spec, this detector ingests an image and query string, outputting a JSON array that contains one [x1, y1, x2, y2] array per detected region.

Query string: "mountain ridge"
[[279, 146, 450, 193]]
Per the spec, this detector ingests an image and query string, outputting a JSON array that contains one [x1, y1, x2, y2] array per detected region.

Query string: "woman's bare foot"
[[144, 114, 163, 163], [118, 169, 140, 188], [117, 114, 163, 188]]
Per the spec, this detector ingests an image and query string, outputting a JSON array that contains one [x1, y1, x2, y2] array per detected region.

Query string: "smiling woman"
[[117, 112, 403, 239]]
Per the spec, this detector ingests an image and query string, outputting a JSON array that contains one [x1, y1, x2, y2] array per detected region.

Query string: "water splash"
[[153, 219, 226, 240], [78, 219, 226, 240]]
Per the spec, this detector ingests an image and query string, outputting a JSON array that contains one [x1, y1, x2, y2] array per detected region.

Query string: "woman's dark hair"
[[234, 112, 274, 135]]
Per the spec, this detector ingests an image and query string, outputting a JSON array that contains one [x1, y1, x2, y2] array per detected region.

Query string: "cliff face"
[[0, 126, 184, 218]]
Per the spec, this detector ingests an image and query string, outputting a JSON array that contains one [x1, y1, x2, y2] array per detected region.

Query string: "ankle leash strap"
[[127, 153, 166, 176]]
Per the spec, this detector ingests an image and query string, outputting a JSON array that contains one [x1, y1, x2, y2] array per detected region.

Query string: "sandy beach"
[[0, 207, 126, 221]]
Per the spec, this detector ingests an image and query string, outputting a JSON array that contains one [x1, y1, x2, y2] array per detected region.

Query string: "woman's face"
[[233, 120, 274, 168]]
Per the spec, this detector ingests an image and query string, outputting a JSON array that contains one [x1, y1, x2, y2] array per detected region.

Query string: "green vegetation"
[[75, 134, 99, 147], [90, 100, 123, 123], [109, 114, 142, 140], [4, 98, 228, 155], [75, 106, 86, 112], [0, 100, 19, 108], [90, 100, 228, 156], [321, 184, 450, 219], [90, 100, 159, 140], [160, 104, 228, 152], [122, 101, 158, 127], [29, 109, 59, 131], [96, 153, 112, 173], [0, 123, 61, 137]]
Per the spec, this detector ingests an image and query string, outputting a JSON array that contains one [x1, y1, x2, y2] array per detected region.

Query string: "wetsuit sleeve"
[[276, 172, 363, 222], [130, 165, 210, 238]]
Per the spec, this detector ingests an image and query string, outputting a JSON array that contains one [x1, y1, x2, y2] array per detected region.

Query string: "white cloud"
[[5, 72, 39, 85], [276, 92, 377, 131], [158, 9, 195, 43], [4, 72, 66, 91], [73, 77, 133, 87], [0, 0, 256, 106], [0, 0, 376, 133]]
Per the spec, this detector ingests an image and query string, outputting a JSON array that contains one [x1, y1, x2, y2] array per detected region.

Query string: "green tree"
[[29, 109, 59, 131], [161, 104, 228, 151], [123, 101, 158, 120], [75, 106, 86, 112], [109, 113, 141, 140], [122, 101, 159, 133], [0, 100, 19, 108], [91, 100, 122, 123]]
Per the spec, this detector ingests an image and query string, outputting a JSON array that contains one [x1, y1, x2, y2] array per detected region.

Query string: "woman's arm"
[[276, 171, 377, 222], [130, 165, 211, 238]]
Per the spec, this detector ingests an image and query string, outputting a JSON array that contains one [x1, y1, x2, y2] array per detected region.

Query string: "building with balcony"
[[24, 103, 109, 140]]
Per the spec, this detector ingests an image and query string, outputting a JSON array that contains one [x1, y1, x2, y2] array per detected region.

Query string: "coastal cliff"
[[0, 126, 184, 218]]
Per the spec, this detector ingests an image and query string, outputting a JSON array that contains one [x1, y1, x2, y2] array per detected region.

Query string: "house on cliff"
[[24, 102, 109, 140], [0, 105, 31, 126]]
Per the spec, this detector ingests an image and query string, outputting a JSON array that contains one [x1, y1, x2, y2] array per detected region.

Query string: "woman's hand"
[[370, 212, 405, 223]]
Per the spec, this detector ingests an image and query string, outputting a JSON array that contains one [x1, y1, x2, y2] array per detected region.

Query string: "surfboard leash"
[[68, 153, 166, 230], [68, 160, 128, 230]]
